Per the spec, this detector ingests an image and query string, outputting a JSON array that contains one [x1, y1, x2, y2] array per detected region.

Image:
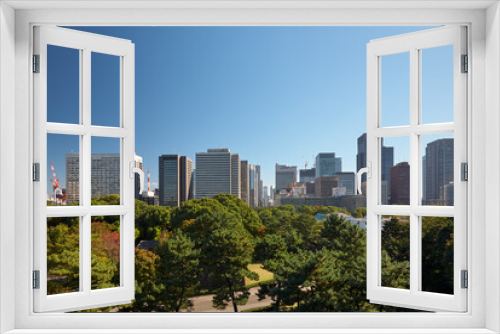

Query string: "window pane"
[[91, 52, 120, 127], [421, 45, 454, 124], [380, 136, 409, 205], [47, 217, 80, 295], [91, 137, 121, 205], [421, 216, 454, 294], [381, 215, 410, 290], [421, 134, 454, 206], [91, 215, 121, 290], [381, 52, 410, 127], [47, 45, 80, 124], [47, 134, 80, 206]]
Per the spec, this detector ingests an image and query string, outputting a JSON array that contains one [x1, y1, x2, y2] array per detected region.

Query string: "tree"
[[136, 205, 171, 241], [156, 232, 201, 312], [291, 213, 322, 249], [212, 193, 262, 236], [200, 211, 258, 312], [129, 249, 163, 312]]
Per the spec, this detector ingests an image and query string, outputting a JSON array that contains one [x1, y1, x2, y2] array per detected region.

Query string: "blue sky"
[[47, 26, 454, 193]]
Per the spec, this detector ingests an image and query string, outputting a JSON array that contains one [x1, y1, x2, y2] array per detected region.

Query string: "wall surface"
[[0, 2, 16, 333], [486, 2, 500, 333]]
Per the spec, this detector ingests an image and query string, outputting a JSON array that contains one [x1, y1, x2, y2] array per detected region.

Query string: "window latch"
[[356, 162, 371, 195], [130, 162, 144, 195], [461, 54, 468, 73]]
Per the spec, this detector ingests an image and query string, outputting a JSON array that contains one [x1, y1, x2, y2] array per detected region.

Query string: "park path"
[[184, 286, 272, 312]]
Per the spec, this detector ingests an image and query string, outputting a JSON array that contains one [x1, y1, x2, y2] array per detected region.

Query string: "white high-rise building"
[[195, 149, 241, 199]]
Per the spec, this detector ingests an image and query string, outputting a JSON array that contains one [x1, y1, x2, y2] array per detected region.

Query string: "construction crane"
[[49, 162, 63, 205]]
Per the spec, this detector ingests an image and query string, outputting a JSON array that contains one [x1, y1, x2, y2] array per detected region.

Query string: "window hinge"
[[461, 54, 468, 73], [33, 54, 40, 73], [33, 163, 40, 182], [461, 162, 468, 181], [461, 270, 468, 289], [33, 270, 40, 289]]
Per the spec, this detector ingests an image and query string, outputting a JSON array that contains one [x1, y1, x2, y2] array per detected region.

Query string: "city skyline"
[[46, 26, 454, 190]]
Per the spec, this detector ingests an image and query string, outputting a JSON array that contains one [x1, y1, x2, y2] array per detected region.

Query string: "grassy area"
[[245, 263, 274, 286]]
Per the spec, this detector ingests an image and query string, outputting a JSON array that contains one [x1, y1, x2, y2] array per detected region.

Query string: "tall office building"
[[256, 165, 264, 207], [357, 133, 394, 204], [425, 138, 454, 203], [134, 154, 143, 201], [422, 156, 427, 201], [240, 160, 249, 205], [249, 164, 259, 207], [333, 172, 355, 195], [275, 164, 297, 191], [315, 153, 341, 178], [315, 176, 338, 197], [231, 154, 241, 199], [195, 149, 241, 199], [66, 153, 120, 204], [158, 155, 194, 207], [299, 168, 316, 183], [390, 162, 410, 205]]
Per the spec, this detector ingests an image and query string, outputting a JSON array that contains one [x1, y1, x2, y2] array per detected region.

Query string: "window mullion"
[[409, 47, 420, 294]]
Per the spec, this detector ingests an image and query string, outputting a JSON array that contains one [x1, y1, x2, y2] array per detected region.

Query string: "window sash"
[[366, 26, 467, 312], [33, 25, 136, 313]]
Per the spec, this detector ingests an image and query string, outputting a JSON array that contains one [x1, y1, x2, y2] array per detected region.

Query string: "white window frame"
[[1, 1, 499, 333], [33, 26, 136, 313], [366, 26, 467, 312]]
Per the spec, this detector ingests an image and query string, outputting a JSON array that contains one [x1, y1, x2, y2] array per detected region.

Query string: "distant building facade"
[[299, 168, 316, 183], [390, 162, 410, 205], [240, 160, 249, 205], [424, 138, 454, 204], [315, 176, 338, 197], [275, 164, 297, 191], [334, 172, 355, 195], [66, 153, 121, 204], [195, 149, 240, 199], [315, 153, 341, 178], [158, 155, 194, 207], [134, 154, 143, 201]]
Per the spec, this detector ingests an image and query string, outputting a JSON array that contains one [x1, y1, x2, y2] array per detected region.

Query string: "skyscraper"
[[315, 153, 341, 178], [315, 176, 338, 197], [66, 153, 120, 204], [425, 138, 454, 203], [240, 160, 249, 205], [390, 162, 410, 205], [249, 164, 259, 207], [158, 155, 194, 207], [195, 149, 241, 199], [333, 172, 355, 195], [231, 154, 241, 199], [299, 168, 316, 183], [275, 164, 297, 191]]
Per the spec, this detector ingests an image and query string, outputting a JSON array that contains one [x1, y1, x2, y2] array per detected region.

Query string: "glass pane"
[[47, 45, 80, 124], [91, 215, 121, 290], [380, 136, 409, 205], [421, 216, 454, 294], [47, 134, 80, 206], [381, 215, 410, 289], [381, 52, 410, 127], [91, 52, 120, 127], [421, 45, 454, 124], [47, 217, 80, 295], [421, 133, 454, 206], [91, 137, 121, 205]]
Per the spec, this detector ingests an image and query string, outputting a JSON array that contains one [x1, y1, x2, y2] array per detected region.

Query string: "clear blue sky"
[[47, 26, 454, 193]]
